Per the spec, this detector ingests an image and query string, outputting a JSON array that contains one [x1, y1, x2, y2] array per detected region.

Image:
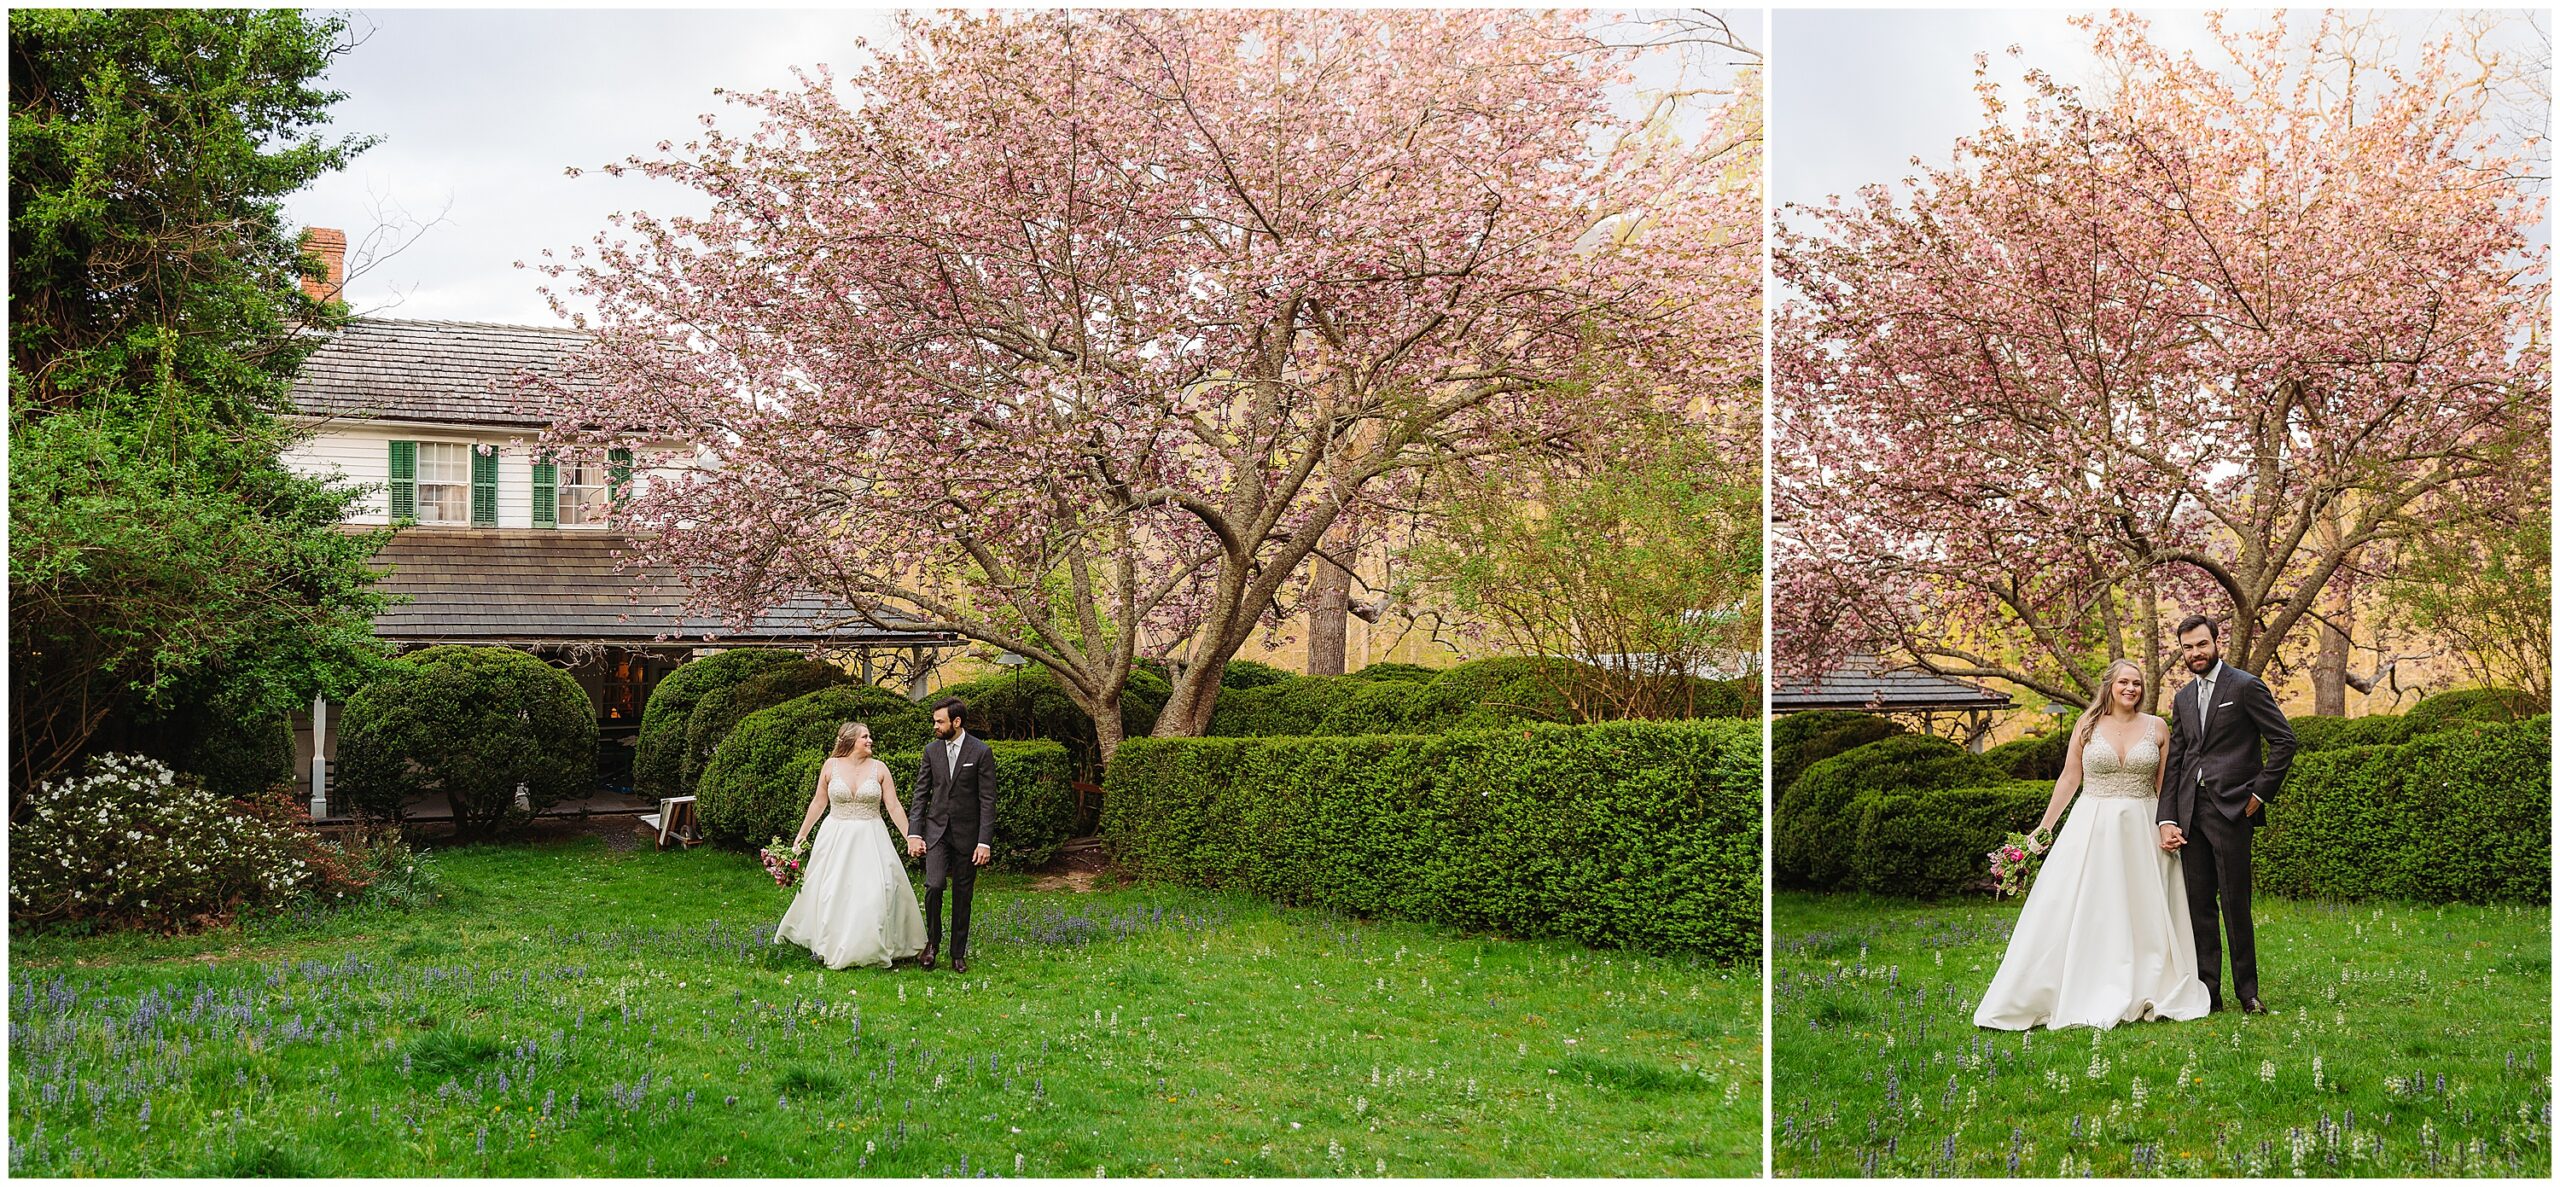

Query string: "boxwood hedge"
[[1774, 734, 2003, 890], [1099, 719, 1761, 960], [2286, 714, 2415, 753], [1205, 657, 1755, 739], [2255, 715, 2549, 904], [1845, 782, 2054, 899], [679, 659, 856, 794], [1980, 728, 2071, 781], [1770, 710, 1905, 797], [2398, 686, 2542, 732], [633, 649, 806, 801]]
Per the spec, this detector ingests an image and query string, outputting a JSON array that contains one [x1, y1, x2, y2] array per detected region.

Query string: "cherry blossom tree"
[[1774, 11, 2549, 710], [534, 9, 1760, 755]]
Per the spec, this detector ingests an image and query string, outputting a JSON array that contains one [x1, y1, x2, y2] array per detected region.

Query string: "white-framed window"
[[416, 442, 471, 524], [557, 460, 609, 526]]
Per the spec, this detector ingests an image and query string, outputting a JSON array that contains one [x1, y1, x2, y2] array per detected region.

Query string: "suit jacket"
[[910, 732, 997, 851], [2159, 662, 2295, 831]]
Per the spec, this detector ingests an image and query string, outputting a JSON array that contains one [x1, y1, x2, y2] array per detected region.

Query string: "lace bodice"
[[827, 770, 885, 822], [2081, 729, 2162, 799]]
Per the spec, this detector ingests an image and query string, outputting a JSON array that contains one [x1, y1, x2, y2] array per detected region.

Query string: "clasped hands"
[[905, 834, 993, 866], [2158, 796, 2260, 851]]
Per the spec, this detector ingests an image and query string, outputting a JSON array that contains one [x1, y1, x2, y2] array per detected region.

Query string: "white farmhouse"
[[278, 231, 955, 818]]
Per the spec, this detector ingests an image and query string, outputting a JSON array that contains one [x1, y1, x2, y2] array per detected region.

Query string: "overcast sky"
[[281, 8, 1762, 328], [1774, 7, 2551, 237]]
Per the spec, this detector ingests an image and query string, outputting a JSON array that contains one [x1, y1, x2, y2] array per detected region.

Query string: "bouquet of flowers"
[[1987, 826, 2055, 899], [760, 836, 808, 890]]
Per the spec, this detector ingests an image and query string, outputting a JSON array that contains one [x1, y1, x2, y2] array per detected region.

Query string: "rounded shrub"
[[1845, 782, 2054, 899], [1319, 677, 1436, 735], [1206, 675, 1365, 737], [694, 685, 932, 848], [1770, 710, 1905, 798], [334, 645, 596, 839], [1219, 660, 1295, 691], [679, 659, 856, 795], [9, 754, 350, 931], [1349, 661, 1440, 683], [1405, 657, 1585, 730], [2256, 715, 2549, 904], [632, 649, 806, 801], [1775, 734, 2003, 890], [1980, 728, 2071, 782], [2400, 687, 2543, 733], [2287, 713, 2414, 753]]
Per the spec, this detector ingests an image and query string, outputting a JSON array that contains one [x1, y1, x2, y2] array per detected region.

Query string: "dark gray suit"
[[2158, 661, 2296, 1007], [909, 732, 997, 959]]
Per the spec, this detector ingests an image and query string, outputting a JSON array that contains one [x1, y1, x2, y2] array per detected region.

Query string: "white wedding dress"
[[773, 769, 926, 969], [1974, 728, 2212, 1030]]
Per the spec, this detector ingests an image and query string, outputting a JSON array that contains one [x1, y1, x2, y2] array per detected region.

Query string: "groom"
[[2156, 614, 2296, 1015], [907, 697, 996, 974]]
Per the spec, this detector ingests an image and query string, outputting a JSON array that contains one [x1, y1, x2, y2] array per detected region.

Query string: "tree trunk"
[[2311, 598, 2352, 716], [2138, 582, 2164, 715], [1152, 648, 1235, 738], [2309, 508, 2351, 716], [1089, 689, 1125, 773], [1304, 546, 1352, 677]]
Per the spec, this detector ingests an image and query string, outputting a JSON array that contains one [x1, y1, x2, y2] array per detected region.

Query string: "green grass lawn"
[[9, 836, 1758, 1177], [1773, 892, 2550, 1178]]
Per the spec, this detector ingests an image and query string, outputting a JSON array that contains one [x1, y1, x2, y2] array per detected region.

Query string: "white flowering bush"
[[9, 753, 322, 931]]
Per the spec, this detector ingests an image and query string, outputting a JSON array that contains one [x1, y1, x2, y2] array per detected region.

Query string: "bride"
[[1974, 659, 2211, 1030], [773, 722, 927, 969]]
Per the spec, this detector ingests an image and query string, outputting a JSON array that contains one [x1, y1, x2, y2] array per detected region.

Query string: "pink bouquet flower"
[[1987, 827, 2055, 898], [760, 836, 808, 890]]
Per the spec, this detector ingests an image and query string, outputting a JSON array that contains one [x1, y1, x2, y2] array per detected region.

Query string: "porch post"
[[310, 692, 330, 817]]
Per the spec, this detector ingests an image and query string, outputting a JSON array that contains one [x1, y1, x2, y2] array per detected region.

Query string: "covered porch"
[[296, 528, 961, 822], [1770, 655, 2015, 751]]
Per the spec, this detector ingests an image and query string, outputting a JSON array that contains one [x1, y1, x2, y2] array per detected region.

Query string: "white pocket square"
[[960, 762, 977, 768], [2218, 701, 2234, 707]]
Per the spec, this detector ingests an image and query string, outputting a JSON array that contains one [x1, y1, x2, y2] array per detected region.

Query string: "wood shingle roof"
[[362, 528, 958, 649], [1771, 656, 2015, 713], [290, 318, 594, 427]]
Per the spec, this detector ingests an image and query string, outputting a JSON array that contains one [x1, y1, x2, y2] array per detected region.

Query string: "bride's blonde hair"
[[2071, 659, 2148, 748], [830, 721, 871, 758]]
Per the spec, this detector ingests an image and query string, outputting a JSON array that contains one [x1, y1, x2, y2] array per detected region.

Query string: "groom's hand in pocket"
[[2245, 795, 2262, 816]]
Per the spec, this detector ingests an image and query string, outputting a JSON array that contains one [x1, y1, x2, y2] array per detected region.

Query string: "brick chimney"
[[300, 227, 346, 303]]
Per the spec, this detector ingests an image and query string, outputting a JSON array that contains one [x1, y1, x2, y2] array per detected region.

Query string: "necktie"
[[947, 735, 962, 781], [2194, 676, 2214, 784]]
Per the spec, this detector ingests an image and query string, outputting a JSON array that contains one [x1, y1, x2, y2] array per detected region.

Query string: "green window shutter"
[[387, 440, 416, 522], [471, 447, 498, 526], [531, 458, 557, 528], [608, 447, 634, 508]]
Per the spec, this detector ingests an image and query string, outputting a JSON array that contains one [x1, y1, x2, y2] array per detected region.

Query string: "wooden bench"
[[639, 795, 701, 849]]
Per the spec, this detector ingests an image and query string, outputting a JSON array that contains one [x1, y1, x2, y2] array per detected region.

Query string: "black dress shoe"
[[2241, 996, 2267, 1014], [949, 955, 968, 974], [919, 946, 936, 970]]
